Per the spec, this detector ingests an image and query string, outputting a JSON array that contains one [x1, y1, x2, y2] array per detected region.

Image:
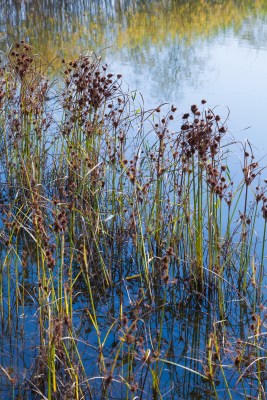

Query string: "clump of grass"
[[0, 43, 267, 399]]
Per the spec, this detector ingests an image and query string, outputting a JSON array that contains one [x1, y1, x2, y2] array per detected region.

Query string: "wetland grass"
[[0, 43, 267, 399]]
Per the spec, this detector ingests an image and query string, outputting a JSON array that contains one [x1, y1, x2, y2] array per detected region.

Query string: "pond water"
[[1, 0, 267, 151], [1, 1, 267, 400]]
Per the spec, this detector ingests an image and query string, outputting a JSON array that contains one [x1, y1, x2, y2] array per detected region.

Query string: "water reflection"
[[1, 2, 267, 398], [0, 244, 264, 399], [1, 1, 267, 67], [2, 1, 267, 149]]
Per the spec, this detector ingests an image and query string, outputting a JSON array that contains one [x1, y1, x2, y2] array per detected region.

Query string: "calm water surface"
[[1, 0, 267, 151], [1, 2, 267, 399]]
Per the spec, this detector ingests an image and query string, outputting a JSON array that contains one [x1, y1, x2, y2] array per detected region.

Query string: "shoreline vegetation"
[[0, 43, 267, 399]]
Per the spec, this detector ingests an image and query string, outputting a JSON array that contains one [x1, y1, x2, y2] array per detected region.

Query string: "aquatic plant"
[[0, 43, 267, 399]]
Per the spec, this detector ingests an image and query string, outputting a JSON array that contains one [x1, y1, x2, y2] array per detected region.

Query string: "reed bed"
[[0, 43, 267, 399]]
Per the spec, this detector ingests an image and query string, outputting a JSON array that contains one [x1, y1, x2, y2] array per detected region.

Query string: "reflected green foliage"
[[1, 0, 266, 103], [0, 0, 267, 62]]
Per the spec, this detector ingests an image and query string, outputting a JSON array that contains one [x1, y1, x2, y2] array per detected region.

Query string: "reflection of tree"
[[236, 14, 267, 49], [1, 0, 266, 54], [116, 37, 212, 103], [0, 0, 266, 97], [0, 1, 117, 60]]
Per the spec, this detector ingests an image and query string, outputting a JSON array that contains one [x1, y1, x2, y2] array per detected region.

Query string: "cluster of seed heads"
[[180, 105, 226, 162], [9, 41, 34, 80], [61, 54, 123, 134], [206, 163, 229, 199]]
